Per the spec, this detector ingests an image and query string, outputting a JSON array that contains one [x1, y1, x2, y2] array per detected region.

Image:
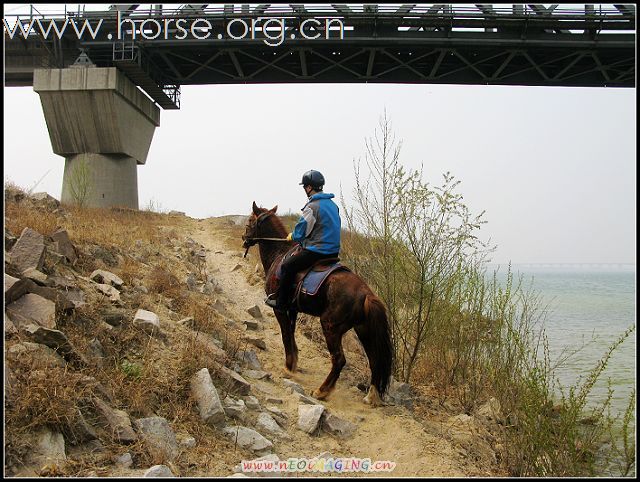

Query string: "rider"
[[265, 169, 341, 310]]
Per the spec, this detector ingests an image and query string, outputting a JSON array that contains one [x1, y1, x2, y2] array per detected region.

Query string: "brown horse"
[[242, 202, 393, 406]]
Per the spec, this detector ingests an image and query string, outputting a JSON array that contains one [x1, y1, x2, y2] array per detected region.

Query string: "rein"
[[243, 210, 291, 257]]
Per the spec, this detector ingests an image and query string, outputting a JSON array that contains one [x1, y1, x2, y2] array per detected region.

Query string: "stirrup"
[[264, 293, 283, 309]]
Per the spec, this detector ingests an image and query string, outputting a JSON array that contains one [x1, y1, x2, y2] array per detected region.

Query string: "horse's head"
[[242, 201, 278, 250]]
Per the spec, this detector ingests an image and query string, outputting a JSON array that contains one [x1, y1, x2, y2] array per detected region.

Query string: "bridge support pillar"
[[33, 67, 160, 209]]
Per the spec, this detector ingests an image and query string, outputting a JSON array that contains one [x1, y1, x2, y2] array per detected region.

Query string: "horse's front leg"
[[274, 310, 297, 373]]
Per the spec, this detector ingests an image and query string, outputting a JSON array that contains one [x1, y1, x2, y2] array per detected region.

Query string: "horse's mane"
[[256, 207, 288, 237]]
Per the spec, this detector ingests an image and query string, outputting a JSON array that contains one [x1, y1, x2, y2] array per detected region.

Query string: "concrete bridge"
[[3, 4, 636, 209]]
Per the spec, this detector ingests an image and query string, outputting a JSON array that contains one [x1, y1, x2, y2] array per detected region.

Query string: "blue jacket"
[[292, 193, 341, 255]]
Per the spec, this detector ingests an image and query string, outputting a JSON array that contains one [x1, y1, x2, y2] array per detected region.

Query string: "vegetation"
[[67, 157, 93, 207], [339, 113, 636, 477]]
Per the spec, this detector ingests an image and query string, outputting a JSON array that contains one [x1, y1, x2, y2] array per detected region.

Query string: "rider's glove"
[[286, 233, 293, 241]]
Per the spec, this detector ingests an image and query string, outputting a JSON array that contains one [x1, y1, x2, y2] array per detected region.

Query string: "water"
[[494, 264, 636, 417]]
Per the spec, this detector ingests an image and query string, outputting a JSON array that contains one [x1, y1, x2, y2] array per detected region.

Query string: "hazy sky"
[[3, 5, 637, 265]]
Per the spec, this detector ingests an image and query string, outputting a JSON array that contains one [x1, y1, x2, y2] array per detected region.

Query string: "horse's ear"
[[269, 205, 278, 214], [252, 201, 261, 215]]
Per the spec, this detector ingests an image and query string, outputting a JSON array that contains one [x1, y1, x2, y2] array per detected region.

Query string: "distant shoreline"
[[488, 263, 636, 272]]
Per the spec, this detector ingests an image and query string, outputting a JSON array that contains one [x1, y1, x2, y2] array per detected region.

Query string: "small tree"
[[68, 157, 93, 207], [341, 112, 493, 382]]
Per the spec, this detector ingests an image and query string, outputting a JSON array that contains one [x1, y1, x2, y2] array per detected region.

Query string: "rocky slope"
[[4, 189, 508, 477]]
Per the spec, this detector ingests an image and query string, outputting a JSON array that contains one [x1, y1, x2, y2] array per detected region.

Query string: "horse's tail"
[[360, 294, 394, 397]]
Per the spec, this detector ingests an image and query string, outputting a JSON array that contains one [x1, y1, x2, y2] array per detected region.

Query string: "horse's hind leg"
[[275, 310, 298, 373], [353, 324, 384, 407], [312, 318, 347, 400]]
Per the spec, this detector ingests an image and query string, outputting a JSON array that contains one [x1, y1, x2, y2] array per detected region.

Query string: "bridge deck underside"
[[139, 39, 634, 88], [4, 6, 635, 107]]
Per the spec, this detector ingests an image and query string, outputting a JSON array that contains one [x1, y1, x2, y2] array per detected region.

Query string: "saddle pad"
[[301, 263, 348, 296]]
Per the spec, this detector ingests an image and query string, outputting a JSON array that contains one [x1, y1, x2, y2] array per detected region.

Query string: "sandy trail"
[[189, 219, 479, 477]]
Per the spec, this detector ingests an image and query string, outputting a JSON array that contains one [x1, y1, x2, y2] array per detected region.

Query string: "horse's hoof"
[[364, 386, 383, 407], [312, 389, 328, 400]]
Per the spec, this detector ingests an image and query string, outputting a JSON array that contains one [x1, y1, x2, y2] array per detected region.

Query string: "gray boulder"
[[191, 368, 226, 427], [144, 465, 174, 477], [321, 412, 357, 439], [235, 349, 262, 371], [297, 404, 325, 435], [134, 417, 179, 462], [222, 426, 273, 455], [9, 227, 46, 274], [6, 293, 56, 329]]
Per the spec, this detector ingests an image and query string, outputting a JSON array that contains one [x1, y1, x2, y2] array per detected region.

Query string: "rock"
[[95, 283, 120, 302], [222, 426, 273, 455], [89, 245, 118, 267], [65, 408, 98, 445], [50, 228, 77, 265], [179, 436, 197, 449], [191, 368, 226, 428], [21, 324, 89, 367], [9, 227, 46, 274], [243, 370, 271, 380], [192, 331, 226, 360], [386, 377, 414, 409], [297, 404, 325, 434], [265, 397, 283, 405], [243, 337, 267, 350], [5, 312, 18, 335], [29, 428, 66, 470], [282, 379, 305, 395], [115, 453, 133, 468], [65, 289, 86, 309], [235, 350, 262, 370], [475, 397, 502, 423], [22, 268, 48, 285], [321, 412, 357, 439], [93, 397, 137, 444], [186, 273, 198, 291], [169, 210, 185, 216], [223, 396, 247, 420], [5, 275, 74, 312], [90, 269, 124, 288], [144, 465, 174, 477], [7, 342, 65, 369], [218, 365, 252, 396], [6, 293, 56, 329], [178, 316, 195, 329], [244, 320, 259, 331], [133, 309, 161, 335], [5, 228, 18, 250], [101, 309, 126, 327], [5, 273, 27, 304], [265, 406, 288, 428], [449, 413, 474, 427], [257, 413, 291, 440], [243, 396, 261, 411], [134, 417, 179, 462], [231, 264, 242, 272], [247, 305, 262, 319], [31, 192, 60, 209], [296, 393, 322, 405]]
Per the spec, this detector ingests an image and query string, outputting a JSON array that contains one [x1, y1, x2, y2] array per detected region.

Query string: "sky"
[[3, 4, 637, 265]]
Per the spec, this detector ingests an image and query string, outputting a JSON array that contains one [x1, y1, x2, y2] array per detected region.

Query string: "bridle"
[[243, 211, 290, 257]]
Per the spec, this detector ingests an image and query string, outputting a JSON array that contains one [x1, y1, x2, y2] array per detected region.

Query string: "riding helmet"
[[299, 170, 325, 188]]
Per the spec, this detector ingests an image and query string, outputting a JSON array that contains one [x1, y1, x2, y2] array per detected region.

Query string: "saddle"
[[274, 249, 350, 302]]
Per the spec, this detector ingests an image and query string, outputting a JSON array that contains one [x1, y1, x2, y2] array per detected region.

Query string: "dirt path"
[[188, 218, 486, 477]]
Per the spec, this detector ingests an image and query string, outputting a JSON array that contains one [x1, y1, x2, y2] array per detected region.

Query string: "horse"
[[241, 201, 393, 406]]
